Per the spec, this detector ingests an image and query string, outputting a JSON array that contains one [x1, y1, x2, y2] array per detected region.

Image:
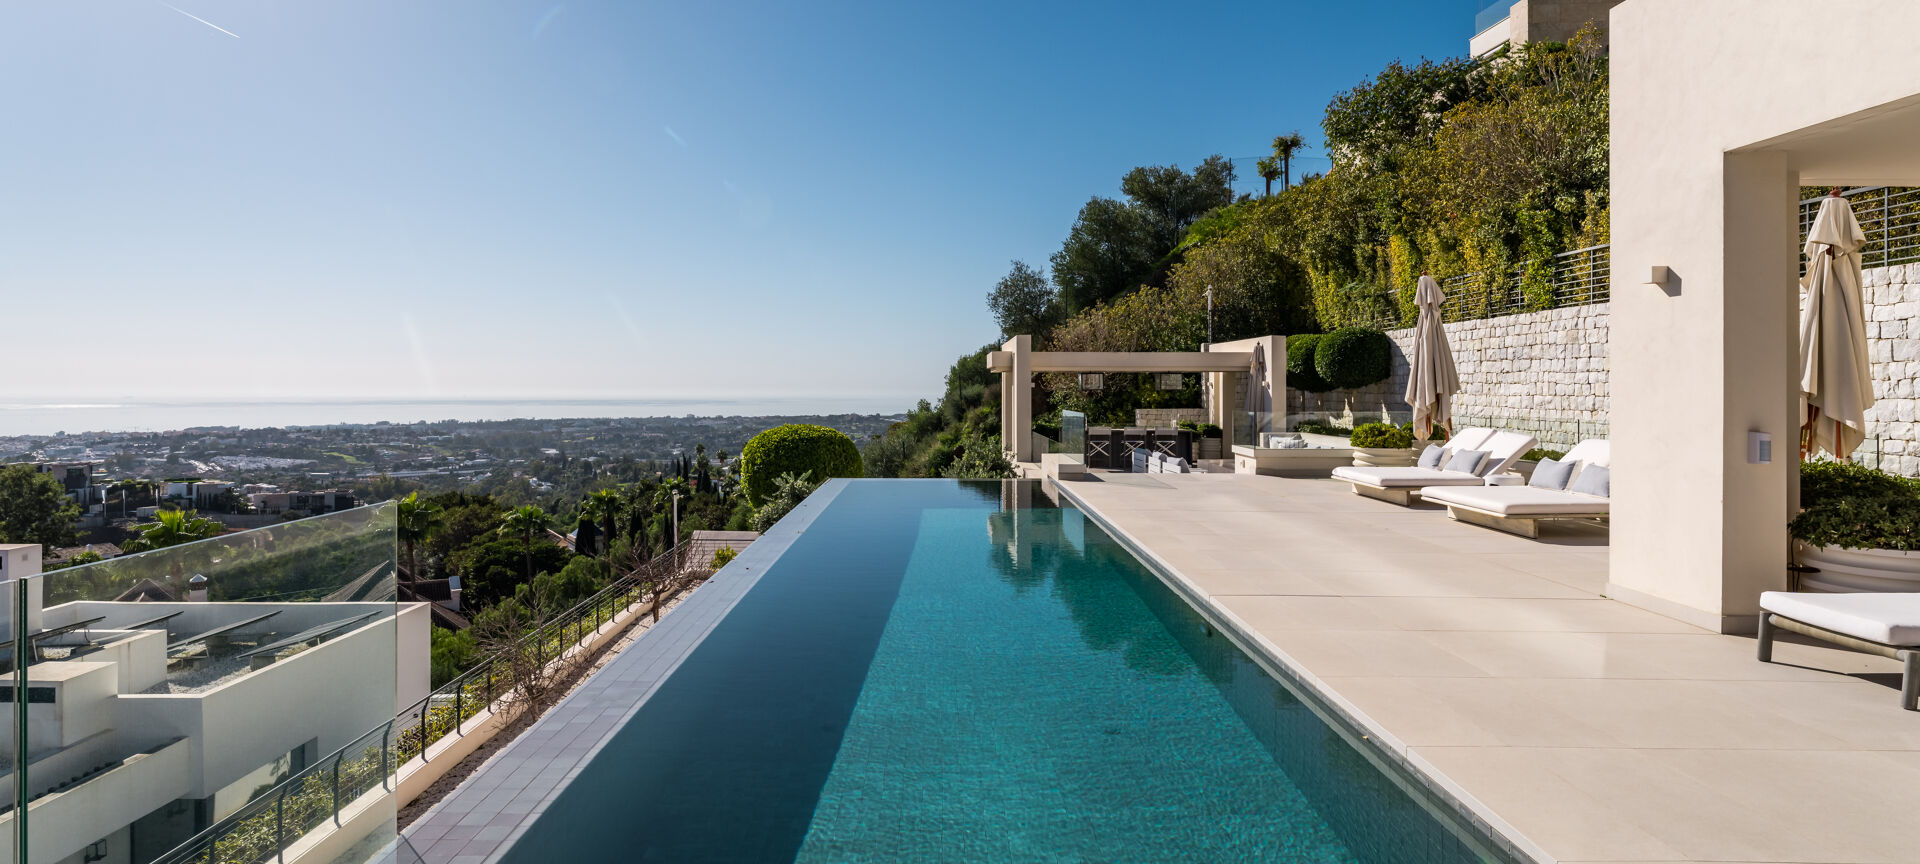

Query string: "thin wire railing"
[[1798, 186, 1920, 272], [1362, 244, 1611, 329], [150, 540, 707, 864]]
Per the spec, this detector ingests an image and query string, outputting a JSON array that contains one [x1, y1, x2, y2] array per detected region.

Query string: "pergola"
[[986, 334, 1285, 463]]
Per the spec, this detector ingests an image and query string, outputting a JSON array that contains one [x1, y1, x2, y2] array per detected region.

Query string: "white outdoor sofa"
[[1418, 439, 1610, 538], [1329, 427, 1536, 506], [1758, 591, 1920, 710]]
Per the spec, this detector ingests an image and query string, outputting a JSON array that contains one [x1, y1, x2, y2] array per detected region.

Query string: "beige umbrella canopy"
[[1799, 193, 1872, 461], [1405, 274, 1460, 441]]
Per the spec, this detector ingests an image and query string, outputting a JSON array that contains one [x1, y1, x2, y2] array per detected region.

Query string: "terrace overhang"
[[994, 335, 1284, 463]]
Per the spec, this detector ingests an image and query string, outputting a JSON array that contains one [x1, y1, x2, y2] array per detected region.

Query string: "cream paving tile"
[[1252, 628, 1492, 678], [1304, 566, 1594, 599], [1176, 566, 1334, 596], [1405, 747, 1690, 863], [1214, 594, 1399, 631], [1416, 631, 1848, 682], [1363, 597, 1704, 634], [1326, 676, 1627, 748]]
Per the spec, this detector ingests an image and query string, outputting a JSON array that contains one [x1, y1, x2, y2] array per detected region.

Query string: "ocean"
[[0, 397, 915, 437]]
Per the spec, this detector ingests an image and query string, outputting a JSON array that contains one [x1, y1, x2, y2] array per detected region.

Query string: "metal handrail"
[[1360, 244, 1612, 329]]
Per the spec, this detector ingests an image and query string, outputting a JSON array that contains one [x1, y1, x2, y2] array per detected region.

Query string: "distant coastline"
[[0, 397, 914, 437]]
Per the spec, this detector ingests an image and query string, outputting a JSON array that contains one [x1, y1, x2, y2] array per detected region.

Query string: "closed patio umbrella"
[[1799, 192, 1872, 461], [1405, 274, 1460, 441]]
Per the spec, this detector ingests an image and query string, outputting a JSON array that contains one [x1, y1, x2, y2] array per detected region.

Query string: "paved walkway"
[[1055, 472, 1917, 864]]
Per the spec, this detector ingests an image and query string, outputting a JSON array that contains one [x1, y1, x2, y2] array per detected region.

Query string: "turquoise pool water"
[[500, 481, 1499, 863]]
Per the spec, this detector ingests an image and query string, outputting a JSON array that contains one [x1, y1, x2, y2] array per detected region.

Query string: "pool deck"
[[1052, 472, 1918, 864]]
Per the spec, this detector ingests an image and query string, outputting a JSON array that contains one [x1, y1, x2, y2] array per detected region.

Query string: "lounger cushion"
[[1760, 591, 1920, 646], [1421, 485, 1612, 517], [1445, 450, 1488, 474], [1529, 457, 1575, 490], [1569, 463, 1610, 497], [1333, 466, 1486, 488], [1417, 444, 1445, 469]]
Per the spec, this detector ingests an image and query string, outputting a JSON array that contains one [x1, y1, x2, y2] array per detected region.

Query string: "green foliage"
[[1177, 421, 1222, 437], [1791, 460, 1920, 550], [1523, 448, 1566, 462], [451, 537, 573, 608], [123, 509, 224, 552], [1314, 327, 1393, 389], [1050, 157, 1237, 313], [43, 550, 103, 572], [1293, 420, 1352, 436], [987, 260, 1062, 339], [740, 424, 862, 507], [1285, 334, 1331, 392], [750, 472, 822, 532], [710, 545, 739, 569], [1350, 422, 1412, 449], [940, 433, 1016, 479], [430, 626, 479, 688], [0, 464, 80, 548]]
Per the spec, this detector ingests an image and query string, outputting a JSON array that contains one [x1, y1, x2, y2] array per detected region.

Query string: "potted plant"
[[1179, 420, 1225, 460], [1510, 446, 1565, 483], [1349, 422, 1416, 467], [1790, 460, 1920, 592]]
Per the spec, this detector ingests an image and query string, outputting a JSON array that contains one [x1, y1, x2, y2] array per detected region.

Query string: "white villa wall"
[[1611, 0, 1920, 631]]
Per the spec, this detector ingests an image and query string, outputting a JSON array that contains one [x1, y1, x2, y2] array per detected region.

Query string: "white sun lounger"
[[1758, 591, 1920, 710], [1330, 428, 1536, 506], [1419, 440, 1610, 538]]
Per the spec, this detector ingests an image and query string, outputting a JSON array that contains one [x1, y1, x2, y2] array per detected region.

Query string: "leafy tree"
[[430, 626, 479, 688], [1050, 156, 1237, 314], [123, 509, 223, 552], [0, 464, 79, 549], [1256, 156, 1281, 198], [1268, 132, 1307, 191], [987, 260, 1061, 340], [499, 505, 551, 582], [396, 491, 440, 579]]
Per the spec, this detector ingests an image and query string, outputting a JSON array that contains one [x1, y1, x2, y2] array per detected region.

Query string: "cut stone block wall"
[[1860, 263, 1920, 475], [1132, 408, 1207, 429], [1289, 302, 1611, 449]]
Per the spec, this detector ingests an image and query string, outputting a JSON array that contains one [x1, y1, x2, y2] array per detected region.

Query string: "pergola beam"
[[987, 351, 1254, 374]]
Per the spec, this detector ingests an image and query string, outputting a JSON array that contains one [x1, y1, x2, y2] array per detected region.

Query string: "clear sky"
[[2, 1, 1472, 410]]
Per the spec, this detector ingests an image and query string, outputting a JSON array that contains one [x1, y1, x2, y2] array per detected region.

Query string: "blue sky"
[[2, 1, 1471, 409]]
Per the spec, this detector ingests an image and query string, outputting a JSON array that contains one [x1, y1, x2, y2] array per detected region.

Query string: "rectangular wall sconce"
[[1078, 372, 1105, 391], [1155, 372, 1183, 391], [1749, 430, 1772, 464], [1648, 265, 1671, 288]]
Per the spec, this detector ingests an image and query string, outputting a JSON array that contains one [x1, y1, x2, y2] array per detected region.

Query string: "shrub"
[[740, 424, 863, 507], [941, 432, 1016, 479], [1286, 334, 1331, 392], [1350, 422, 1412, 449], [1193, 422, 1222, 437], [1314, 327, 1394, 390], [1523, 448, 1565, 462], [710, 546, 739, 569], [1294, 420, 1352, 436], [750, 472, 822, 532], [1791, 460, 1920, 550]]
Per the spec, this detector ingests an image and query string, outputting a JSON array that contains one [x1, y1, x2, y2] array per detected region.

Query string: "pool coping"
[[1049, 477, 1549, 864], [402, 479, 853, 864]]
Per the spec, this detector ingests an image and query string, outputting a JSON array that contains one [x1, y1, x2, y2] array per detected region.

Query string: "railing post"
[[382, 720, 394, 790], [455, 687, 464, 735], [331, 757, 341, 827], [276, 789, 285, 863]]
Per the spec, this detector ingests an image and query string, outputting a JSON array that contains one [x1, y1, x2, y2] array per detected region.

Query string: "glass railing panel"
[[1475, 0, 1518, 34], [16, 502, 400, 864]]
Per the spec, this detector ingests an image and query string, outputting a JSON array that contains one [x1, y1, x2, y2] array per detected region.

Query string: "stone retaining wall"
[[1861, 263, 1920, 475], [1133, 408, 1208, 428], [1289, 303, 1611, 449]]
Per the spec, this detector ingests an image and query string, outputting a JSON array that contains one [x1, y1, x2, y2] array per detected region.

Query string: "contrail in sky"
[[160, 2, 240, 38], [664, 126, 687, 148]]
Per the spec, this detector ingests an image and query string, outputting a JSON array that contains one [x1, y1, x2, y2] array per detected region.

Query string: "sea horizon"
[[0, 396, 915, 437]]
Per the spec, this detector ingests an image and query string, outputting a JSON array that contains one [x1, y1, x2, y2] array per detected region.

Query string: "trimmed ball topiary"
[[739, 424, 864, 507], [1285, 334, 1331, 393], [1350, 422, 1412, 449], [1314, 327, 1393, 390]]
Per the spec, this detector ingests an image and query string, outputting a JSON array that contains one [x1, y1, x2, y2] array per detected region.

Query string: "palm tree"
[[396, 492, 440, 580], [499, 505, 550, 582], [123, 509, 223, 552], [580, 489, 621, 562], [1270, 132, 1306, 191], [1256, 156, 1282, 198]]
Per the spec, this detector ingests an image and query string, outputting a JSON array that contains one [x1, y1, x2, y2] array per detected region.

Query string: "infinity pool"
[[495, 480, 1502, 863]]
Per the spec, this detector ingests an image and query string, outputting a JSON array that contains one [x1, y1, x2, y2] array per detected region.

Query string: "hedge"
[[1286, 334, 1331, 393], [739, 424, 863, 507], [1315, 327, 1393, 390], [1350, 422, 1412, 449]]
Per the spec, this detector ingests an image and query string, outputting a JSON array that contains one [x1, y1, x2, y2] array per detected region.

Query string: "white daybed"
[[1758, 591, 1920, 710], [1418, 439, 1610, 538], [1329, 428, 1536, 506]]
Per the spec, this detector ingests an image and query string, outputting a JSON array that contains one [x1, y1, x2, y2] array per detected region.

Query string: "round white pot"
[[1795, 541, 1920, 592], [1352, 447, 1418, 468]]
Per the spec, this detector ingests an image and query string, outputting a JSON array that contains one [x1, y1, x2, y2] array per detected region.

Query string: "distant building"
[[160, 478, 234, 511], [1471, 0, 1623, 58], [247, 490, 358, 516], [34, 461, 104, 507]]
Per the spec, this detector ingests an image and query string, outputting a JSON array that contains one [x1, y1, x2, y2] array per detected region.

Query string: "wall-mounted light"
[[1078, 372, 1105, 391], [1648, 266, 1671, 289], [1155, 372, 1184, 391]]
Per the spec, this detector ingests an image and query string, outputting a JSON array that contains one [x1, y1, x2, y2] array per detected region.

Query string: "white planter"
[[1795, 541, 1920, 592], [1352, 447, 1418, 468]]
